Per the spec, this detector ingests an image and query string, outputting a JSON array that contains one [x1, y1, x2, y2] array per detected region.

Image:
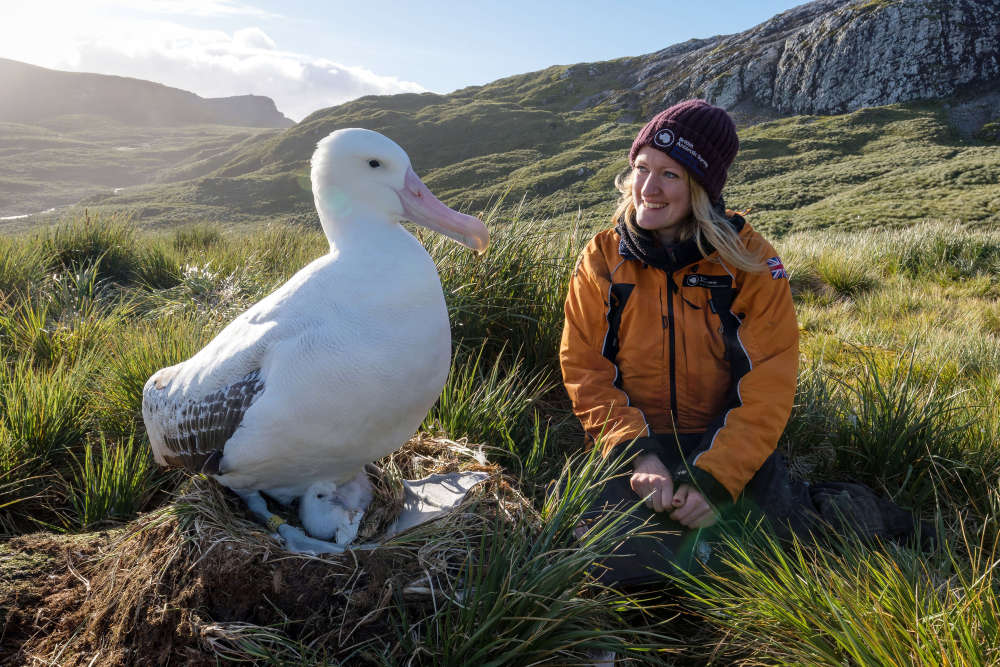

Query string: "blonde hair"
[[612, 167, 766, 273]]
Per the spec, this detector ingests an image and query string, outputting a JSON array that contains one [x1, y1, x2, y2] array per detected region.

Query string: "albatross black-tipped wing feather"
[[145, 369, 265, 474]]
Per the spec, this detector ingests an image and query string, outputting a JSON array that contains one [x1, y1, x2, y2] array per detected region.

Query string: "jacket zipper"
[[666, 276, 678, 425], [663, 245, 679, 427]]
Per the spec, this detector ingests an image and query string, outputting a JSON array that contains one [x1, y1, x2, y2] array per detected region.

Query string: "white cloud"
[[233, 27, 276, 50], [106, 0, 280, 19], [0, 7, 426, 122]]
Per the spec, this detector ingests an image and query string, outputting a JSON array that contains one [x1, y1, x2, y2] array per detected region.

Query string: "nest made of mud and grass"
[[17, 435, 534, 666]]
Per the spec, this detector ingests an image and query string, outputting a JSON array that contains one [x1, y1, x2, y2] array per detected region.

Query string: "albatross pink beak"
[[398, 167, 489, 253]]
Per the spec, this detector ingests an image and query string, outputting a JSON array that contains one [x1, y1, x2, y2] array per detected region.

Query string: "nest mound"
[[9, 436, 523, 666]]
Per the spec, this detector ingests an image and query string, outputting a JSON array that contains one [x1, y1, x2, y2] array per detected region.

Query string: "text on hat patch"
[[676, 137, 709, 170]]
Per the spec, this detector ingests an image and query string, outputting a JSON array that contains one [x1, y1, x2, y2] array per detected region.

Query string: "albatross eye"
[[368, 159, 381, 168]]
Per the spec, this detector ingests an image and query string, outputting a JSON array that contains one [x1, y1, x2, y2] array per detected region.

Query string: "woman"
[[560, 99, 799, 532]]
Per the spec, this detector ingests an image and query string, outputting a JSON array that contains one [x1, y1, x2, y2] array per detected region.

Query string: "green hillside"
[[0, 118, 281, 224], [56, 93, 1000, 235]]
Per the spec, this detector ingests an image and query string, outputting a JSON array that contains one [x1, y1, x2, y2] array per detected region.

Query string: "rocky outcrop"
[[563, 0, 1000, 118], [203, 95, 294, 129]]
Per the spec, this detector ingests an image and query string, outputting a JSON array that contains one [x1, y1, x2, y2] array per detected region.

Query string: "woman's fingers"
[[629, 473, 654, 510], [648, 479, 665, 512], [627, 478, 719, 526], [672, 502, 704, 524], [660, 484, 673, 513], [629, 470, 673, 513], [670, 487, 716, 528], [672, 485, 689, 509]]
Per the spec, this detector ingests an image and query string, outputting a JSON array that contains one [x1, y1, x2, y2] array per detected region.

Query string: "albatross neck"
[[318, 206, 422, 261]]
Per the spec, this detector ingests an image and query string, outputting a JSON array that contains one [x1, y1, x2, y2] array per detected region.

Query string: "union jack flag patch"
[[767, 256, 787, 280]]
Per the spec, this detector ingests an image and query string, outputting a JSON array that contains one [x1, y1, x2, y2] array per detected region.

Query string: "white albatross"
[[142, 128, 489, 553]]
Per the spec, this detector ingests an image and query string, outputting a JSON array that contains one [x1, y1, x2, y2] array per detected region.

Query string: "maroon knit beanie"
[[629, 99, 738, 202]]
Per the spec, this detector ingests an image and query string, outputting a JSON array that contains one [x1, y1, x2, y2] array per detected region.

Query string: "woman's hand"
[[630, 453, 674, 512], [670, 485, 718, 528]]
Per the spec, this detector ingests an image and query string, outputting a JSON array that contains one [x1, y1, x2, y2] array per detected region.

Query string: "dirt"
[[1, 532, 110, 665], [1, 437, 502, 665], [1, 517, 421, 665]]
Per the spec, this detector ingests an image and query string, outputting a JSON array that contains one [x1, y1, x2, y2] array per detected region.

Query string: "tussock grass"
[[429, 203, 583, 371], [238, 222, 327, 277], [0, 299, 61, 365], [43, 212, 141, 285], [785, 223, 1000, 374], [675, 527, 1000, 666], [48, 257, 107, 314], [0, 298, 124, 368], [828, 347, 966, 506], [139, 261, 265, 322], [65, 433, 159, 529], [133, 243, 183, 290], [783, 220, 1000, 282], [0, 358, 90, 471], [2, 210, 1000, 663], [778, 362, 840, 474], [171, 222, 222, 253], [892, 224, 1000, 280], [0, 236, 47, 296], [422, 342, 555, 463], [0, 460, 46, 533], [814, 254, 877, 297], [92, 315, 209, 436]]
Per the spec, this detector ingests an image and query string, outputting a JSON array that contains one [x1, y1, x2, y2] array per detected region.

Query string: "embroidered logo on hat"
[[653, 129, 675, 149]]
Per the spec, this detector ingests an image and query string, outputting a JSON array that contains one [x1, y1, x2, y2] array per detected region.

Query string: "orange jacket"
[[559, 217, 798, 501]]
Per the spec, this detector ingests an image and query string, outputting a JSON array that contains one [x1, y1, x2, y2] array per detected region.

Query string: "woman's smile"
[[632, 146, 692, 243]]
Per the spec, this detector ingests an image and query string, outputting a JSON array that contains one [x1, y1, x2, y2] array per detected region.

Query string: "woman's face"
[[631, 146, 692, 243]]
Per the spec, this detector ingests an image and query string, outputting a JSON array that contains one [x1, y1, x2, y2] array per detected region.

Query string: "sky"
[[1, 0, 808, 121]]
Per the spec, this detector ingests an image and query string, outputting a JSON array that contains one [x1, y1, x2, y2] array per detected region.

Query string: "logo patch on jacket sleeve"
[[767, 256, 788, 280]]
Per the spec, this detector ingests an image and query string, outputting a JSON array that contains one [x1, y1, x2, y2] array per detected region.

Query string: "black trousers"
[[651, 433, 815, 540], [584, 434, 929, 588], [582, 434, 815, 588]]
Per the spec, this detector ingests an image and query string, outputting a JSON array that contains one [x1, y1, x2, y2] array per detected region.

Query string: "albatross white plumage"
[[142, 128, 489, 553]]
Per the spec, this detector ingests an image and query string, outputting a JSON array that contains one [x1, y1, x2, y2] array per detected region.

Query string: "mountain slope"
[[0, 59, 294, 219], [590, 0, 1000, 118], [65, 100, 998, 233], [7, 0, 1000, 231], [0, 58, 293, 128]]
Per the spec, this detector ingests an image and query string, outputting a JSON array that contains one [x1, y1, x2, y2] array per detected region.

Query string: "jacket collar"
[[616, 209, 745, 273]]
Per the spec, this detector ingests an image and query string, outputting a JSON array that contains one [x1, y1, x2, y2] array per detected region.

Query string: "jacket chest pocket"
[[607, 283, 664, 381]]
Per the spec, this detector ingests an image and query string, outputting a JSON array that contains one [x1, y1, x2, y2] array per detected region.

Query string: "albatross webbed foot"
[[275, 522, 347, 554], [276, 523, 380, 554]]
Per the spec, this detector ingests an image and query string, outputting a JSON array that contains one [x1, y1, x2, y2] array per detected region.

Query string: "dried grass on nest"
[[21, 434, 521, 666]]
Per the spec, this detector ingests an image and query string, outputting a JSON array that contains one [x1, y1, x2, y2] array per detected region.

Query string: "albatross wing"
[[144, 367, 265, 474]]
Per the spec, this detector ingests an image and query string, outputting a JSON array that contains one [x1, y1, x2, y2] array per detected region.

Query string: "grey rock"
[[562, 0, 999, 120], [947, 90, 1000, 137]]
